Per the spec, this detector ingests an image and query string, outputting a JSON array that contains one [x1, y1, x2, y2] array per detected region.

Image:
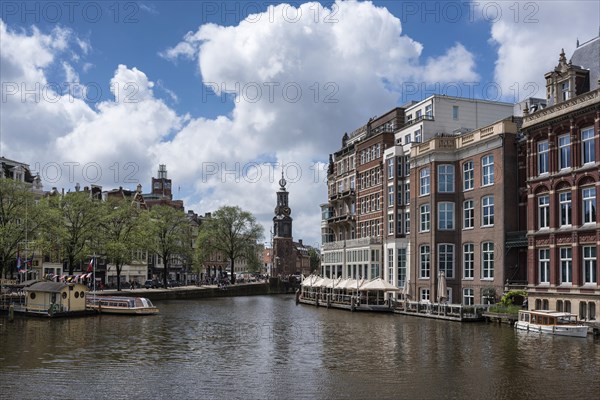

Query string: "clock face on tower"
[[282, 206, 291, 216]]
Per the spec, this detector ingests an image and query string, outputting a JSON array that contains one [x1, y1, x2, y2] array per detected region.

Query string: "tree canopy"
[[143, 205, 192, 289], [196, 206, 263, 284]]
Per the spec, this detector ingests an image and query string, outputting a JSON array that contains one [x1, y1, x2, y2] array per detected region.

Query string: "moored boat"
[[515, 309, 588, 338], [87, 296, 159, 315]]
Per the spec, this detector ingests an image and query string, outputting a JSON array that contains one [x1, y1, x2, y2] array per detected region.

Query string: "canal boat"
[[515, 310, 588, 338], [86, 296, 159, 315]]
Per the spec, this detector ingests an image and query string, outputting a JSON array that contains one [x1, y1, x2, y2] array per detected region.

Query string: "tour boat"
[[515, 310, 588, 338], [87, 296, 159, 315]]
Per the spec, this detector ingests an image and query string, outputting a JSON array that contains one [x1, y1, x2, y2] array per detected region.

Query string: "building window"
[[387, 158, 394, 179], [560, 247, 572, 284], [405, 210, 410, 234], [397, 211, 403, 234], [420, 245, 430, 278], [561, 81, 570, 101], [539, 248, 550, 284], [583, 246, 596, 284], [482, 155, 494, 186], [388, 213, 394, 235], [404, 134, 411, 145], [558, 134, 571, 169], [482, 242, 494, 279], [463, 200, 474, 229], [405, 181, 410, 204], [463, 243, 474, 279], [425, 104, 432, 118], [452, 105, 459, 120], [537, 140, 549, 175], [421, 288, 430, 302], [482, 196, 494, 227], [397, 248, 407, 287], [438, 244, 454, 278], [420, 204, 430, 232], [559, 191, 572, 227], [538, 195, 550, 229], [463, 161, 474, 191], [388, 186, 394, 207], [388, 249, 394, 285], [581, 127, 595, 164], [414, 128, 422, 143], [463, 288, 474, 305], [438, 164, 454, 193], [582, 187, 596, 224], [397, 183, 403, 205], [419, 168, 430, 196], [438, 202, 454, 230]]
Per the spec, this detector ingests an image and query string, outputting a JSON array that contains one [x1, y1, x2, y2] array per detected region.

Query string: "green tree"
[[98, 198, 144, 291], [0, 179, 53, 278], [51, 191, 101, 275], [196, 206, 263, 284], [246, 245, 263, 275], [143, 205, 192, 289]]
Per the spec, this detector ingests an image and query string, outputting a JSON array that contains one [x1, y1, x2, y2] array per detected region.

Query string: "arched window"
[[565, 300, 571, 313], [535, 299, 541, 310], [556, 300, 563, 312], [542, 299, 549, 310], [579, 302, 587, 320], [589, 302, 596, 320]]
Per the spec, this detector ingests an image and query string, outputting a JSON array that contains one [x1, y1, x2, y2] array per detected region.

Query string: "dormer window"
[[561, 81, 570, 101]]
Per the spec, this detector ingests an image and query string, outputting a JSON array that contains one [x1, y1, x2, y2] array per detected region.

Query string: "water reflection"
[[1, 295, 598, 400]]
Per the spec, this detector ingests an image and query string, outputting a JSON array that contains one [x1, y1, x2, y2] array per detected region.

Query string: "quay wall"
[[93, 281, 297, 302]]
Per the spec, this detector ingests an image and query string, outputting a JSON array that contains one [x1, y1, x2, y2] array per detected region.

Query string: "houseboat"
[[86, 296, 159, 315], [515, 310, 589, 338], [22, 281, 91, 317]]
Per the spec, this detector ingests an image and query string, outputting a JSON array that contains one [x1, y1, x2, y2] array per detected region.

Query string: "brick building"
[[521, 36, 600, 320]]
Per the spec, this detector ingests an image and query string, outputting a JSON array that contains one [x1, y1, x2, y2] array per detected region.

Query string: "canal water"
[[1, 295, 599, 399]]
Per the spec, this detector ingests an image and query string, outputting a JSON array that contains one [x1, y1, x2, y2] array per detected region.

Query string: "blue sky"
[[1, 1, 599, 246]]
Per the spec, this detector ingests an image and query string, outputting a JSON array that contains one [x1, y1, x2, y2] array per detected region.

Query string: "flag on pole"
[[87, 258, 94, 273]]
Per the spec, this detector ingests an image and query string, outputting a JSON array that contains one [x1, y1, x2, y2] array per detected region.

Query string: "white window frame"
[[558, 134, 571, 169], [538, 248, 550, 284], [482, 155, 494, 186], [538, 195, 550, 229], [583, 246, 597, 284], [582, 187, 596, 224], [581, 127, 595, 164], [559, 191, 572, 227], [420, 204, 431, 232], [463, 243, 474, 279], [438, 202, 454, 230], [438, 164, 455, 193], [560, 247, 572, 284], [419, 168, 430, 196], [463, 161, 474, 191], [482, 242, 494, 280], [537, 140, 549, 175], [438, 243, 454, 278], [419, 245, 430, 279], [463, 200, 474, 230], [482, 196, 494, 227]]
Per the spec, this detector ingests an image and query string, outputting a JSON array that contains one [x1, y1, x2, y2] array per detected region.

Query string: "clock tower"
[[273, 172, 294, 277]]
